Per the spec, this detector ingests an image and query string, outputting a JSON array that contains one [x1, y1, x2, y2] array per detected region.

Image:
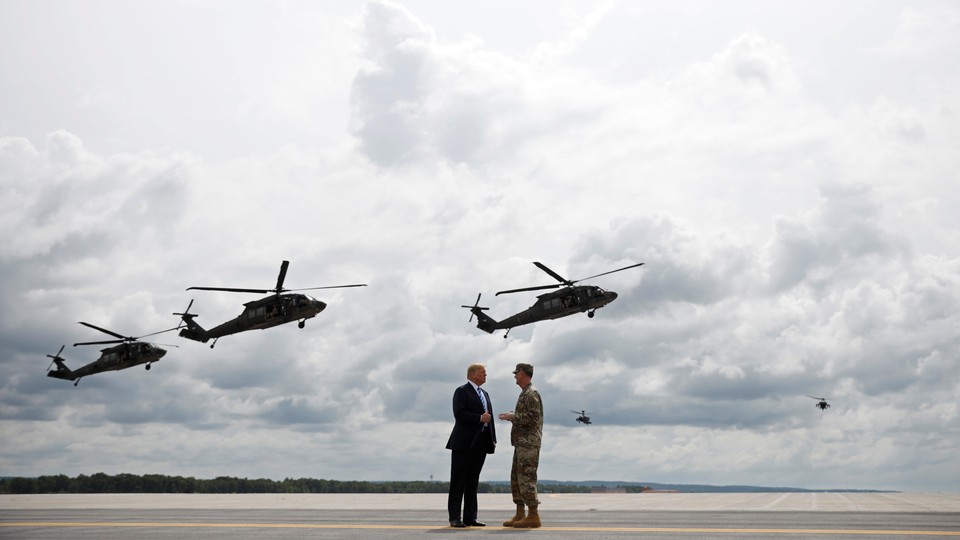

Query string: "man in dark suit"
[[446, 363, 496, 527]]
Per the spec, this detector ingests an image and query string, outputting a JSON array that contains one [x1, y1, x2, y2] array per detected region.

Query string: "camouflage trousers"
[[509, 445, 541, 506]]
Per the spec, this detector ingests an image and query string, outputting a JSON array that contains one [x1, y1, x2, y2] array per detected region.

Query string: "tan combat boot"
[[512, 505, 540, 528], [502, 503, 525, 527]]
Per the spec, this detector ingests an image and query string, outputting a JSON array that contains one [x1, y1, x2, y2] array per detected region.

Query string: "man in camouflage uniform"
[[497, 363, 543, 528]]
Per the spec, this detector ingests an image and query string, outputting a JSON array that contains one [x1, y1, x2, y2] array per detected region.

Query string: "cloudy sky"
[[2, 0, 958, 492]]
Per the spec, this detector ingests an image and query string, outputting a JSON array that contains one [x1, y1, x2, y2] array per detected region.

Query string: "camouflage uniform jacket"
[[510, 384, 543, 448]]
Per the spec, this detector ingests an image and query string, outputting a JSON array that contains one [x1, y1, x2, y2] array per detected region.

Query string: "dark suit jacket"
[[446, 382, 496, 453]]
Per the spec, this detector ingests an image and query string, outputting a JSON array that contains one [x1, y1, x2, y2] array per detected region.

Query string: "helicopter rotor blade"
[[74, 339, 124, 347], [187, 261, 364, 296], [496, 284, 560, 296], [533, 262, 571, 285], [570, 262, 645, 284], [137, 326, 181, 339], [186, 286, 270, 294], [497, 261, 645, 295], [275, 260, 290, 293], [288, 284, 368, 292], [78, 322, 129, 341], [806, 395, 828, 400]]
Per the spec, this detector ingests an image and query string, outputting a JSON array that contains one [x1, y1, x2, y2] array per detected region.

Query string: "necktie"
[[477, 387, 488, 430], [477, 387, 487, 412]]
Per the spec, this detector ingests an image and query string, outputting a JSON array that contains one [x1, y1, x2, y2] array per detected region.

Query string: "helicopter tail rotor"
[[46, 345, 66, 372], [173, 299, 198, 330], [45, 345, 75, 380], [461, 293, 490, 323], [173, 299, 210, 343], [461, 294, 499, 333]]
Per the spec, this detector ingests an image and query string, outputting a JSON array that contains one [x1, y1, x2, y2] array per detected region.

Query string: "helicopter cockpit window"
[[543, 298, 562, 309]]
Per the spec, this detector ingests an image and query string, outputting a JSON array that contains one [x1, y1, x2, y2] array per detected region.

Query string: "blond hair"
[[467, 363, 486, 378]]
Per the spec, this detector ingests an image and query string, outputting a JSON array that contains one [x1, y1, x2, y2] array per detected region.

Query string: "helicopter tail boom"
[[177, 318, 209, 343], [461, 294, 498, 333], [174, 300, 209, 343], [471, 309, 499, 334], [46, 357, 75, 380]]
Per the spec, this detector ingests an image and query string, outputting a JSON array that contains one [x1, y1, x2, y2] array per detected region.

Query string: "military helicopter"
[[807, 395, 831, 411], [176, 260, 366, 348], [46, 322, 175, 386], [570, 410, 592, 424], [462, 261, 644, 337]]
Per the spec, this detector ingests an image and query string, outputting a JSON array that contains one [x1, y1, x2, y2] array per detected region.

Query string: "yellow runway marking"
[[3, 523, 960, 536]]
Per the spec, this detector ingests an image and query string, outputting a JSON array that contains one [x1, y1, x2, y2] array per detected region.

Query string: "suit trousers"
[[447, 447, 488, 521]]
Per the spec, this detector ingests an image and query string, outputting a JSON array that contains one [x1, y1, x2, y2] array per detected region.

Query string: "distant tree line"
[[0, 473, 593, 495]]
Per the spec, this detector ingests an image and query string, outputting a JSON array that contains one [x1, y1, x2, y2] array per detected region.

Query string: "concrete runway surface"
[[2, 492, 959, 539]]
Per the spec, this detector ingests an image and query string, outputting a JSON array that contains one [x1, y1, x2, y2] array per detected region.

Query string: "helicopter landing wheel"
[[145, 364, 151, 370], [298, 320, 305, 329], [588, 310, 595, 318]]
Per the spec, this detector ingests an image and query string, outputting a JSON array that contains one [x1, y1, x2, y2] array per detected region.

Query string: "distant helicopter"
[[176, 260, 366, 348], [570, 410, 592, 424], [463, 261, 644, 337], [46, 322, 175, 386], [807, 395, 831, 411]]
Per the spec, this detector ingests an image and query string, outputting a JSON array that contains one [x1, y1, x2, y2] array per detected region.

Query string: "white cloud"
[[1, 0, 959, 492], [872, 4, 960, 58]]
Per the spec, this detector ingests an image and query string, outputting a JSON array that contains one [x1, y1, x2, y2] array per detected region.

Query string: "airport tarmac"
[[2, 492, 959, 539]]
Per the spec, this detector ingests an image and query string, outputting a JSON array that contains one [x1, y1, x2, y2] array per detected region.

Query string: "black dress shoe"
[[449, 520, 466, 528], [464, 520, 486, 526]]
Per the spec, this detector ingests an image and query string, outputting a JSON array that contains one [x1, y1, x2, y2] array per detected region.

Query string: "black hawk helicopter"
[[571, 410, 592, 424], [463, 261, 644, 337], [176, 260, 366, 348], [807, 395, 831, 411], [46, 322, 175, 386]]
